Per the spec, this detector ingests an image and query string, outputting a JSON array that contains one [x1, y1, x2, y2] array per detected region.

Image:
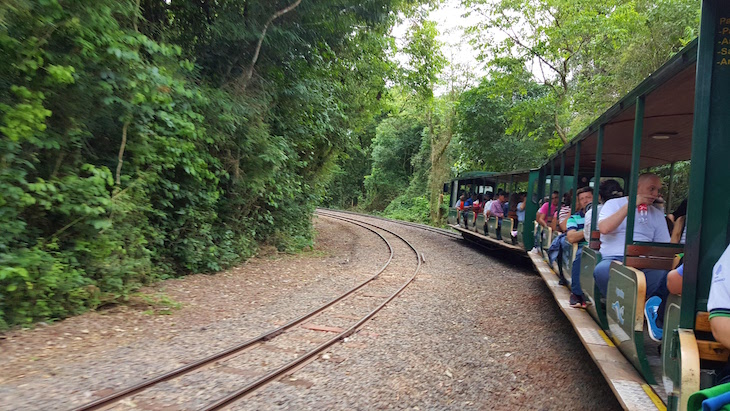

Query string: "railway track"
[[317, 207, 462, 240], [71, 210, 422, 411]]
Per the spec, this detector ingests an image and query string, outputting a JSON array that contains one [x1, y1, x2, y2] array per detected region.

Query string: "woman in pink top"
[[536, 191, 559, 228]]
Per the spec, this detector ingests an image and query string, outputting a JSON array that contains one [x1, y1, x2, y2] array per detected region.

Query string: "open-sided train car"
[[447, 2, 729, 409]]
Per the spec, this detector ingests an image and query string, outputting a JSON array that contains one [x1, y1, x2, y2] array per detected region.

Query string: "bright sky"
[[392, 0, 489, 92]]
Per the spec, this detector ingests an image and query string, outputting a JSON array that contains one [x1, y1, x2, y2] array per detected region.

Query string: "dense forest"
[[0, 0, 699, 328]]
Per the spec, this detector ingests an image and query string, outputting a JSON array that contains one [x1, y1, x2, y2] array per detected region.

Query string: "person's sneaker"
[[645, 296, 663, 342], [558, 277, 568, 286], [569, 293, 587, 308]]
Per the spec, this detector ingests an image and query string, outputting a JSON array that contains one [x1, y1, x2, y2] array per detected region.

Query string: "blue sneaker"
[[645, 296, 663, 342]]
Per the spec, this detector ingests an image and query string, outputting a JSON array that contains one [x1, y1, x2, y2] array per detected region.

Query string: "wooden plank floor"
[[528, 251, 666, 411]]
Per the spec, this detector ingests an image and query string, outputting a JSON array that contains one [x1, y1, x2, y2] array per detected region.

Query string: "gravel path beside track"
[[0, 212, 620, 410]]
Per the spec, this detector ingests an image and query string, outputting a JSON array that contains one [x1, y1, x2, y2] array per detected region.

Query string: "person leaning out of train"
[[709, 243, 730, 356], [567, 187, 594, 308], [583, 179, 624, 243], [536, 191, 559, 229], [593, 173, 671, 341]]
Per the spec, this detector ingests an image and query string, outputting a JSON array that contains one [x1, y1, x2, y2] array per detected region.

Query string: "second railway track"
[[71, 210, 423, 411]]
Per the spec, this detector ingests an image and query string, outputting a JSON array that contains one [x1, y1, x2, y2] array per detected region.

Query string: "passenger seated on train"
[[669, 200, 688, 244], [583, 179, 624, 242], [472, 194, 484, 224], [593, 173, 671, 342], [516, 192, 527, 225], [455, 192, 465, 209], [557, 191, 573, 232], [462, 193, 475, 226], [508, 192, 521, 242], [567, 187, 594, 308], [490, 191, 507, 240], [536, 191, 559, 229], [709, 242, 730, 352], [483, 193, 494, 235], [666, 263, 684, 295]]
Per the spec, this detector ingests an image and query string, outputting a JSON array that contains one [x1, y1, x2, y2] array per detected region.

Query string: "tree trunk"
[[240, 0, 303, 91]]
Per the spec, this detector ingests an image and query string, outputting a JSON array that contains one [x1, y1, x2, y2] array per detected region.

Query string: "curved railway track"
[[71, 210, 423, 411], [317, 207, 462, 240]]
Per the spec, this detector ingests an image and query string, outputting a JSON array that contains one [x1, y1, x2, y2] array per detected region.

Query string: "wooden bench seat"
[[695, 312, 730, 362], [625, 244, 684, 271]]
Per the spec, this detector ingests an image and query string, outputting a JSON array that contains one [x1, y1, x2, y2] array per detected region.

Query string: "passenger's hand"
[[636, 193, 655, 207]]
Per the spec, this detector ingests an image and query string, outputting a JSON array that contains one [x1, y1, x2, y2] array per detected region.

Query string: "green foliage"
[[454, 75, 554, 173], [383, 194, 432, 224], [463, 0, 700, 143], [0, 0, 415, 328]]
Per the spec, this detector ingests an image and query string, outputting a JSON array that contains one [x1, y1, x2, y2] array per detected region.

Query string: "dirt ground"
[[0, 215, 620, 410]]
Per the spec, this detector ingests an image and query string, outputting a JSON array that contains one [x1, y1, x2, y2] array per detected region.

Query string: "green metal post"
[[560, 151, 566, 198], [667, 162, 675, 211], [681, 0, 730, 327], [625, 96, 645, 249], [524, 170, 541, 249], [591, 126, 604, 231], [549, 159, 555, 217], [572, 142, 581, 214]]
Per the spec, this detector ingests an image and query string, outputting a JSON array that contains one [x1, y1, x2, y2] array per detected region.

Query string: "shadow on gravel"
[[458, 238, 535, 273]]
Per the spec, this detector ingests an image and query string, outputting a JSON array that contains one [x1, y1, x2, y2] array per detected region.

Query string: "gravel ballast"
[[0, 212, 621, 410]]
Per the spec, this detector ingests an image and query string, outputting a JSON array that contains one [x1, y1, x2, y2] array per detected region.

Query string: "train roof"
[[548, 38, 698, 175], [454, 169, 533, 183]]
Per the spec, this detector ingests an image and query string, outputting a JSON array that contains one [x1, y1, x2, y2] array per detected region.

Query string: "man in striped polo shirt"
[[567, 187, 594, 308]]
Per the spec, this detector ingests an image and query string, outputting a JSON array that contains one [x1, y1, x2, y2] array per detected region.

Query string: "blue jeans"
[[571, 246, 584, 296], [594, 257, 669, 301]]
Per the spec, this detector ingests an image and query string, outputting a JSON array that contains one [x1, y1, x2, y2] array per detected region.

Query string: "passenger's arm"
[[598, 203, 629, 234], [671, 216, 686, 244], [536, 212, 546, 227], [559, 218, 569, 232], [711, 316, 730, 350], [566, 229, 584, 244], [666, 268, 683, 295], [518, 202, 525, 211]]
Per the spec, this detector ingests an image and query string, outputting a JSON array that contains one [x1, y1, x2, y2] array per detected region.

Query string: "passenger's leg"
[[644, 268, 670, 326], [593, 258, 619, 297], [571, 249, 583, 296]]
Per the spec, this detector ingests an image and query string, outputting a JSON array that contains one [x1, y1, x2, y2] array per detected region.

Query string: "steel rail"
[[71, 215, 396, 411], [201, 211, 423, 410], [317, 207, 462, 240]]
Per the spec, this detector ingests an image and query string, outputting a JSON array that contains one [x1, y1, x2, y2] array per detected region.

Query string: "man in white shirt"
[[709, 243, 730, 347], [593, 173, 671, 300]]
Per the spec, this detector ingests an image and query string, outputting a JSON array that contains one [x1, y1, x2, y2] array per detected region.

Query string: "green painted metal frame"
[[524, 170, 540, 250], [581, 247, 608, 329], [624, 96, 644, 249], [572, 142, 580, 214], [559, 151, 565, 203], [681, 0, 730, 328], [607, 262, 656, 385], [662, 293, 683, 409], [667, 162, 675, 211], [590, 125, 605, 234]]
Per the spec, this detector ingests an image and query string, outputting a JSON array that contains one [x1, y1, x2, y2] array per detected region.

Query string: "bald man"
[[592, 173, 671, 340], [593, 173, 671, 341]]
